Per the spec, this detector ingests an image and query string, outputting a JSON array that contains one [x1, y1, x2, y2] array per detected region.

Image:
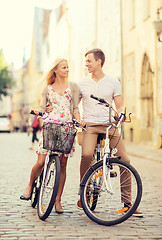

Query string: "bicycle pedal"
[[110, 171, 117, 177]]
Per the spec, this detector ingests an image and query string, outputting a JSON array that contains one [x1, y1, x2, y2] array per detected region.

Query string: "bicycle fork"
[[103, 125, 114, 195], [41, 152, 50, 187]]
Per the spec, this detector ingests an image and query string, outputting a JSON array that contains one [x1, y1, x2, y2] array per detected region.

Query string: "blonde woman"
[[20, 59, 81, 214]]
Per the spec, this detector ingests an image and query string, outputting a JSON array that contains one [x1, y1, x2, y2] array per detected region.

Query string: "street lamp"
[[153, 8, 162, 43]]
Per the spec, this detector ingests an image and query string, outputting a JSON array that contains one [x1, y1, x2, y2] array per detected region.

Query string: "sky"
[[0, 0, 63, 69]]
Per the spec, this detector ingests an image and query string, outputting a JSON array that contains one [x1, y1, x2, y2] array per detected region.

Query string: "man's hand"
[[114, 112, 126, 122], [119, 113, 126, 122]]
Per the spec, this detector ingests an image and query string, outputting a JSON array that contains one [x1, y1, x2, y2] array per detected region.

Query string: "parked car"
[[0, 116, 11, 132]]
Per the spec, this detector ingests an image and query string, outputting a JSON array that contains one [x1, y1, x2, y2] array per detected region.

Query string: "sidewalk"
[[0, 133, 162, 239], [125, 142, 162, 163]]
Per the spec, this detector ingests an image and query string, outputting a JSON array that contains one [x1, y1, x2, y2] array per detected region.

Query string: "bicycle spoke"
[[37, 156, 60, 220], [81, 159, 142, 226]]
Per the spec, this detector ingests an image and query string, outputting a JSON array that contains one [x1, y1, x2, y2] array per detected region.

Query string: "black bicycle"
[[80, 95, 142, 226], [30, 111, 79, 220]]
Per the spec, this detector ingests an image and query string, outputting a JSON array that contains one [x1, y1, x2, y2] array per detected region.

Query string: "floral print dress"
[[36, 83, 75, 156]]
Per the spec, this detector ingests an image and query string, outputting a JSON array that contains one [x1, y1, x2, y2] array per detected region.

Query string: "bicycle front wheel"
[[37, 154, 60, 220], [80, 158, 142, 226], [31, 171, 43, 208], [31, 180, 39, 208]]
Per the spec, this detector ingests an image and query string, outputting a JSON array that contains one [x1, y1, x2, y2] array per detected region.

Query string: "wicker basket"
[[43, 122, 77, 154]]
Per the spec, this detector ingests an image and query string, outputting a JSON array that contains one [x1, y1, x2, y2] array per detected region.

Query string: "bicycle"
[[80, 95, 142, 226], [30, 110, 80, 220]]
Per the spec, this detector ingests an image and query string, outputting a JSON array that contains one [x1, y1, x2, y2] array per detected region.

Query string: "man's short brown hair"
[[85, 48, 105, 67]]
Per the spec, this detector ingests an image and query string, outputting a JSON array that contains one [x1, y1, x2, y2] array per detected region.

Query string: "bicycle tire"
[[89, 183, 99, 211], [31, 180, 39, 208], [31, 171, 43, 208], [90, 146, 103, 211], [80, 157, 142, 226], [37, 154, 60, 220]]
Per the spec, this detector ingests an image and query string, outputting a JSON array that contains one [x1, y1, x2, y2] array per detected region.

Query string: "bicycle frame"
[[101, 109, 125, 195], [41, 151, 51, 188]]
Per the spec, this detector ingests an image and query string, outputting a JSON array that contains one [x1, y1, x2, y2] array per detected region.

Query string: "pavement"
[[0, 132, 162, 240], [125, 142, 162, 164]]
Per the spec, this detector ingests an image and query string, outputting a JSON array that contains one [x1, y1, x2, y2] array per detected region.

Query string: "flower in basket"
[[65, 127, 69, 132], [43, 114, 63, 152], [44, 114, 61, 124]]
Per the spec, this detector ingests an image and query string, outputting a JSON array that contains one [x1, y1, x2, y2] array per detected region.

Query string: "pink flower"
[[44, 113, 61, 124]]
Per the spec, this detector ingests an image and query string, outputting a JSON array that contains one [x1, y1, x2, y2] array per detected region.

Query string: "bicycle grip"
[[90, 94, 98, 100], [30, 110, 44, 116], [90, 94, 107, 104]]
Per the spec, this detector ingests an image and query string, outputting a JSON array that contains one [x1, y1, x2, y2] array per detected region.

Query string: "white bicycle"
[[30, 110, 79, 220], [80, 95, 142, 226]]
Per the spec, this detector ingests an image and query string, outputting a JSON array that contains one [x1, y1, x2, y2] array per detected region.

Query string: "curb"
[[127, 151, 162, 164]]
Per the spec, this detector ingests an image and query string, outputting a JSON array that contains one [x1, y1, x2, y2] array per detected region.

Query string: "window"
[[141, 54, 154, 128]]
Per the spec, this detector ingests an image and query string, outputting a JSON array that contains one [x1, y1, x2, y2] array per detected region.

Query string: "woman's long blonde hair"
[[42, 58, 67, 85]]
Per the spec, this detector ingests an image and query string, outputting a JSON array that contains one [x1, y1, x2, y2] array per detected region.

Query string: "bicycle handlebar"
[[90, 94, 118, 114], [90, 95, 131, 125], [30, 110, 44, 116], [30, 110, 86, 130], [73, 120, 86, 130], [90, 94, 111, 106]]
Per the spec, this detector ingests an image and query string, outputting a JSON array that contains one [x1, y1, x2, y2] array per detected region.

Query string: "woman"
[[20, 59, 81, 214]]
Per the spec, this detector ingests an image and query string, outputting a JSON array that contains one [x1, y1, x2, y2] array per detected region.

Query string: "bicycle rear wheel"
[[37, 154, 60, 220], [80, 158, 142, 226]]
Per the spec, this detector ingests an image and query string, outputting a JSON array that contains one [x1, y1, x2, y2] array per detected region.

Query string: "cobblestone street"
[[0, 132, 162, 240]]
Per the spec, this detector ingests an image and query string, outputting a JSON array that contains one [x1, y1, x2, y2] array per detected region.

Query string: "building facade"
[[11, 7, 51, 131], [11, 0, 162, 148], [122, 0, 162, 147]]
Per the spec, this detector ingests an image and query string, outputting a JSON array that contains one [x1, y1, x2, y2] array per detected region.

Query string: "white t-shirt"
[[78, 75, 121, 123]]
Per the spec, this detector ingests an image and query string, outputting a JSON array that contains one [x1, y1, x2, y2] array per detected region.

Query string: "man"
[[77, 48, 143, 217]]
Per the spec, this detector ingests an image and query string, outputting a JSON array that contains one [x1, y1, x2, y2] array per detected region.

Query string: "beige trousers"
[[80, 123, 131, 203]]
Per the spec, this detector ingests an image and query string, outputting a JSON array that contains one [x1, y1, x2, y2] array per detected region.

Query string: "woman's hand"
[[79, 119, 86, 127], [75, 119, 86, 127], [33, 109, 40, 115], [46, 103, 53, 114]]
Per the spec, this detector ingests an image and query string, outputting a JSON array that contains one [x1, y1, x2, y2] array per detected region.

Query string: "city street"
[[0, 132, 162, 240]]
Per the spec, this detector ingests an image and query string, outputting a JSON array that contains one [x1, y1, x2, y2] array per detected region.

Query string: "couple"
[[20, 48, 143, 217]]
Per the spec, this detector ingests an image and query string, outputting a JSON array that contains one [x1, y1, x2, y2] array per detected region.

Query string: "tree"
[[0, 49, 15, 100]]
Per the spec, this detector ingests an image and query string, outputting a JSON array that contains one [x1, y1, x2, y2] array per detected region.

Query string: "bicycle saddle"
[[97, 134, 104, 144]]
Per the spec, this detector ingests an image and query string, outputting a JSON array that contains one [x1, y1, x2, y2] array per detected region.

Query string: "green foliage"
[[0, 49, 15, 100]]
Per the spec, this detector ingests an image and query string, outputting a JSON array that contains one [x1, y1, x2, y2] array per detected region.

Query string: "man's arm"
[[114, 95, 125, 115]]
